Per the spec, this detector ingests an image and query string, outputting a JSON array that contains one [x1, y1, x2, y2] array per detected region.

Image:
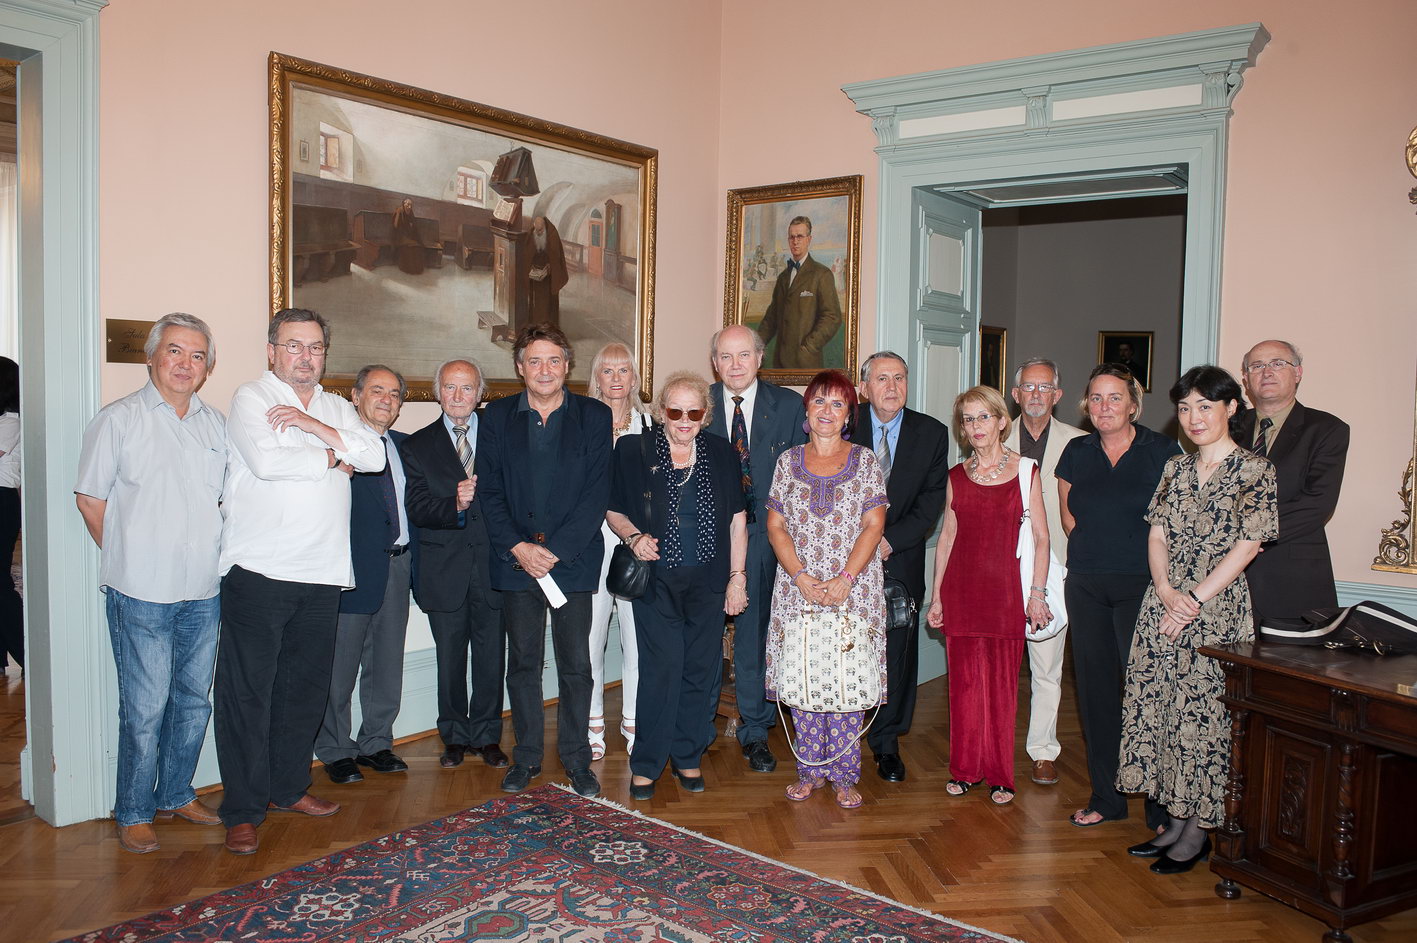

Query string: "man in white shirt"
[[213, 309, 384, 855], [75, 313, 227, 854]]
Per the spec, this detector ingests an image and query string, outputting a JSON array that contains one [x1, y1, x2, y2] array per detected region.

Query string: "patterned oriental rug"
[[64, 784, 1021, 943]]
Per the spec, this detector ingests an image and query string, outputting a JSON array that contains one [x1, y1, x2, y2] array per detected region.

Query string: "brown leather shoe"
[[471, 743, 509, 768], [157, 799, 221, 826], [224, 823, 258, 855], [117, 822, 160, 854], [1031, 759, 1059, 785], [439, 743, 470, 768], [268, 794, 340, 817]]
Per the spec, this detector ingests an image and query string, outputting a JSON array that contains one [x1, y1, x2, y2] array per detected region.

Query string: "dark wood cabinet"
[[1202, 642, 1417, 943]]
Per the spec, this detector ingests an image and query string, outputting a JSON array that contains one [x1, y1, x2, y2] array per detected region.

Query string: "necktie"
[[378, 436, 401, 546], [1253, 417, 1274, 458], [454, 424, 474, 478], [877, 427, 893, 483], [732, 395, 756, 523]]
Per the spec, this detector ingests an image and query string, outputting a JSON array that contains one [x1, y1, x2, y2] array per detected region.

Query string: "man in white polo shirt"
[[213, 308, 383, 855]]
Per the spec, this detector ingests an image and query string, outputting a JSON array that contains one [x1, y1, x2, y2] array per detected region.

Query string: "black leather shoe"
[[567, 767, 601, 798], [500, 764, 541, 793], [324, 758, 363, 785], [439, 743, 470, 769], [875, 753, 906, 782], [471, 743, 510, 768], [629, 780, 656, 801], [1150, 835, 1211, 874], [671, 768, 706, 792], [356, 750, 408, 773], [742, 740, 777, 773], [1128, 836, 1167, 857]]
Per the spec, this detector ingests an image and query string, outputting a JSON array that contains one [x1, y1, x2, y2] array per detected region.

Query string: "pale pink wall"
[[718, 0, 1417, 588], [97, 0, 723, 432]]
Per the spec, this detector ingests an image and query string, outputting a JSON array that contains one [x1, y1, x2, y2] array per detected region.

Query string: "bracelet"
[[1029, 591, 1047, 600], [839, 569, 855, 583], [624, 532, 642, 545], [1188, 589, 1204, 605], [792, 567, 808, 581], [1030, 585, 1047, 595]]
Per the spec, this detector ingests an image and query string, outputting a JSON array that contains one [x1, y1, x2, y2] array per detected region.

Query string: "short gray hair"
[[654, 370, 714, 428], [1242, 339, 1303, 371], [434, 358, 485, 404], [1013, 357, 1060, 388], [859, 350, 908, 384], [709, 324, 765, 360], [353, 364, 406, 400], [145, 312, 217, 370], [268, 308, 330, 347]]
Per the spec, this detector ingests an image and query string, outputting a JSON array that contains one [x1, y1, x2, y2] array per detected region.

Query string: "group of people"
[[75, 310, 1348, 875]]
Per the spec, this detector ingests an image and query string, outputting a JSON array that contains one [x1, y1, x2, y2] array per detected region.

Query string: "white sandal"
[[620, 720, 636, 755], [588, 717, 606, 761]]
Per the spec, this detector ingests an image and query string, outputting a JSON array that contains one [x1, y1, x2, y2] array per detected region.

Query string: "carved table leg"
[[1215, 877, 1241, 900], [1326, 738, 1357, 904]]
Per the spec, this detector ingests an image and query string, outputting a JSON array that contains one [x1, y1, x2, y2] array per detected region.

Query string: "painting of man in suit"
[[757, 216, 842, 370]]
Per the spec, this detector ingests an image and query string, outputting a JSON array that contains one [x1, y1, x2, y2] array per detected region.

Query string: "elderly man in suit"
[[479, 324, 612, 798], [1237, 339, 1349, 623], [847, 351, 950, 782], [706, 324, 807, 771], [401, 358, 509, 773], [1005, 358, 1085, 787], [756, 216, 842, 370], [316, 365, 416, 786]]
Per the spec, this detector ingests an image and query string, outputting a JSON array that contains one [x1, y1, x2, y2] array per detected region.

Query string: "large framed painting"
[[270, 53, 658, 400], [722, 176, 861, 385]]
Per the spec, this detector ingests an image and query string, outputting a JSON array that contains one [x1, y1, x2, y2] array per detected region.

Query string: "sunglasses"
[[664, 407, 706, 421]]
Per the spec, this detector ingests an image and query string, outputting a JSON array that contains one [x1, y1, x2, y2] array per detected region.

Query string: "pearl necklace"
[[967, 447, 1011, 484]]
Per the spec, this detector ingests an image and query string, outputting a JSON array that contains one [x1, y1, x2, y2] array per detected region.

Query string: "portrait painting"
[[722, 176, 861, 385], [980, 325, 1007, 394], [1098, 331, 1154, 391], [270, 54, 657, 399]]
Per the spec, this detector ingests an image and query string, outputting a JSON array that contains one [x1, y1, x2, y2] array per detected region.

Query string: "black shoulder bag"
[[882, 577, 917, 631], [605, 427, 656, 599]]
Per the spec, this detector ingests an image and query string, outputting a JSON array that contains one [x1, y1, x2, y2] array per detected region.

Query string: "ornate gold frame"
[[722, 175, 861, 386], [269, 53, 657, 400]]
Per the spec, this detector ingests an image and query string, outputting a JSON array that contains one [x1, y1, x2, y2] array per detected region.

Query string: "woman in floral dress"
[[1117, 365, 1277, 874], [765, 370, 887, 810]]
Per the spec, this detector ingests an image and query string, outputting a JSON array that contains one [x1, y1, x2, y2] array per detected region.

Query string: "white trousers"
[[589, 522, 639, 724], [1025, 627, 1067, 761]]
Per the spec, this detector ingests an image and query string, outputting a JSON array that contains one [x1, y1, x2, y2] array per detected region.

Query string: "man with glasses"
[[214, 308, 384, 855], [1005, 358, 1084, 787], [1237, 340, 1349, 624]]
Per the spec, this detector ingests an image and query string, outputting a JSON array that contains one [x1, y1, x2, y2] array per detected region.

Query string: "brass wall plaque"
[[105, 319, 155, 364]]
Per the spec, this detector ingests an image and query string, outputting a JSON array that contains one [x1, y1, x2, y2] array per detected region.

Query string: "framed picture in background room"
[[980, 325, 1007, 394], [1098, 331, 1154, 391]]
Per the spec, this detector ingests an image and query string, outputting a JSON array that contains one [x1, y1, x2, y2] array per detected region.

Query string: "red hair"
[[801, 370, 858, 436]]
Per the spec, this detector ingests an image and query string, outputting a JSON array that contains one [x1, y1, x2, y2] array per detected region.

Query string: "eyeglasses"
[[664, 407, 705, 421], [273, 341, 328, 356], [1017, 382, 1057, 393], [1244, 359, 1296, 374], [961, 413, 997, 426]]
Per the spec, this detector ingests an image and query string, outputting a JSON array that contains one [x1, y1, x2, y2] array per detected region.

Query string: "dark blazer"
[[705, 379, 807, 533], [609, 429, 747, 592], [847, 405, 951, 602], [757, 255, 843, 369], [341, 429, 418, 615], [1235, 401, 1350, 618], [401, 416, 499, 613], [478, 391, 612, 593]]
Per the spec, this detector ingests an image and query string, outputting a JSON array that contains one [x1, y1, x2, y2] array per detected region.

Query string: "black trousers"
[[708, 526, 776, 746], [0, 487, 21, 669], [213, 566, 340, 827], [502, 588, 593, 770], [629, 564, 723, 779], [1066, 570, 1166, 828], [867, 609, 921, 756], [428, 583, 505, 747]]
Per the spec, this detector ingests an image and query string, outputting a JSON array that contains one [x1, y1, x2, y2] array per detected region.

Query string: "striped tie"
[[877, 427, 893, 483], [454, 424, 474, 477]]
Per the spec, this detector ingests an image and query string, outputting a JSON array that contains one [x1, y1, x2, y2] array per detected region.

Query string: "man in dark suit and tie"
[[478, 324, 612, 798], [401, 359, 508, 772], [1237, 339, 1349, 623], [317, 365, 418, 786], [848, 351, 950, 782], [756, 216, 842, 370], [706, 324, 807, 771]]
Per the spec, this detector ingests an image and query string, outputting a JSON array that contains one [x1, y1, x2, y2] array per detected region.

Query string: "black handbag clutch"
[[883, 577, 917, 631], [606, 426, 655, 600]]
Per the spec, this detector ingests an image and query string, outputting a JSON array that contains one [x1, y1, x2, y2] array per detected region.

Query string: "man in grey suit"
[[706, 324, 807, 771], [756, 216, 842, 370]]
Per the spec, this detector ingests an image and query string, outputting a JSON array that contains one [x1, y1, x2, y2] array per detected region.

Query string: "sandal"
[[588, 717, 606, 762], [785, 779, 824, 802], [989, 785, 1016, 805], [832, 783, 863, 809], [945, 779, 982, 796], [1069, 807, 1118, 828], [620, 720, 636, 755]]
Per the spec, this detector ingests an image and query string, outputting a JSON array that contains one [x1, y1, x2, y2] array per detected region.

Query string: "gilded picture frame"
[[269, 53, 658, 400], [1098, 330, 1155, 392], [980, 326, 1007, 394], [722, 175, 861, 386]]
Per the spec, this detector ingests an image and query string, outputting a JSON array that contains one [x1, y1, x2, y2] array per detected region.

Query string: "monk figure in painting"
[[392, 198, 426, 275]]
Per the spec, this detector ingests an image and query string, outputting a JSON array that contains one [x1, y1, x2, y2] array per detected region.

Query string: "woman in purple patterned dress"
[[765, 370, 888, 809]]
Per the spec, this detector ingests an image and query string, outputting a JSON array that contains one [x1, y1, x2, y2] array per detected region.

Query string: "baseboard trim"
[[1335, 579, 1417, 617]]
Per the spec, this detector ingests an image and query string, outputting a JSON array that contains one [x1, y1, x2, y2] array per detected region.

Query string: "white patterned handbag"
[[775, 608, 882, 713]]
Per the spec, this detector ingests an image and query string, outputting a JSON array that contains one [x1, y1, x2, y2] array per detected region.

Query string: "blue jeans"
[[105, 588, 220, 826]]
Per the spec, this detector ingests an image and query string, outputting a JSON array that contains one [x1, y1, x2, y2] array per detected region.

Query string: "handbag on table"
[[1016, 456, 1068, 642], [605, 428, 655, 599]]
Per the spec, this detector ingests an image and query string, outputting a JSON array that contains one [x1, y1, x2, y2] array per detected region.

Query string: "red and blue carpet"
[[64, 784, 1020, 942]]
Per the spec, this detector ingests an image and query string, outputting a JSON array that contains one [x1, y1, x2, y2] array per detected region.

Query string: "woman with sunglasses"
[[606, 371, 748, 800]]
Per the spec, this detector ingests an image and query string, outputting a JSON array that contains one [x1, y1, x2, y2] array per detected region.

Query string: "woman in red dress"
[[926, 386, 1053, 804]]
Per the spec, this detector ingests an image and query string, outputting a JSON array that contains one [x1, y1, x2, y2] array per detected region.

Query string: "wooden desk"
[[1202, 642, 1417, 942]]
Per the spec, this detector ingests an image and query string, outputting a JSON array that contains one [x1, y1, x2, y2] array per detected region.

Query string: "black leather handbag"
[[883, 577, 917, 631], [606, 428, 655, 599]]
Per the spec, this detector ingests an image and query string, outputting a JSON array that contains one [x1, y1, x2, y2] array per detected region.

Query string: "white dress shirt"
[[0, 412, 19, 490], [720, 380, 759, 441], [381, 427, 410, 548], [219, 371, 384, 588]]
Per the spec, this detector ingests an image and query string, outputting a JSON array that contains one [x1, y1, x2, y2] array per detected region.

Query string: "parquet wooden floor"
[[1, 664, 1414, 942]]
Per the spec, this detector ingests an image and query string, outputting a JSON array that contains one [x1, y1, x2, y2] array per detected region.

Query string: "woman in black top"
[[1056, 363, 1181, 828], [607, 371, 748, 800]]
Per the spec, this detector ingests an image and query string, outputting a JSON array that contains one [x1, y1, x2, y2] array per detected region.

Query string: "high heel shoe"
[[1149, 835, 1211, 874], [629, 779, 655, 801], [671, 768, 705, 792], [620, 720, 636, 755], [588, 716, 606, 761]]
